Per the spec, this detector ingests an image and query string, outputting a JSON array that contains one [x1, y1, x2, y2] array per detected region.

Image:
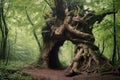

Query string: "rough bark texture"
[[39, 0, 118, 76]]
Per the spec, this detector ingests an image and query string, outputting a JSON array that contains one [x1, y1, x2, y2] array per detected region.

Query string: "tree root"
[[65, 43, 114, 76]]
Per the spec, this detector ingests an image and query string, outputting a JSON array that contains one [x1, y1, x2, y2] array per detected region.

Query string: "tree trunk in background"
[[0, 0, 9, 62], [5, 40, 10, 66], [112, 0, 116, 65], [33, 30, 42, 54], [25, 8, 42, 62]]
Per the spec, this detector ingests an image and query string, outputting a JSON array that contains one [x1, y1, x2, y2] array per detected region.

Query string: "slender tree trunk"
[[0, 1, 2, 60], [112, 0, 116, 64], [25, 8, 42, 58], [117, 47, 120, 62], [0, 0, 9, 62], [5, 40, 10, 66], [33, 30, 42, 53]]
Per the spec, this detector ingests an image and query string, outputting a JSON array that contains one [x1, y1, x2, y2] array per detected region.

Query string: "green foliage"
[[0, 1, 46, 77], [116, 0, 120, 10], [0, 0, 120, 78], [93, 11, 120, 61], [0, 65, 34, 80], [59, 41, 75, 66]]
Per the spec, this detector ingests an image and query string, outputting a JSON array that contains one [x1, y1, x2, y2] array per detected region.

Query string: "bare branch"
[[25, 7, 34, 26], [97, 11, 117, 23], [81, 10, 117, 26], [25, 7, 42, 52], [44, 0, 54, 11]]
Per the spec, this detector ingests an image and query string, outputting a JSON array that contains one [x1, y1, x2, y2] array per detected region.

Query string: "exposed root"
[[65, 43, 114, 76]]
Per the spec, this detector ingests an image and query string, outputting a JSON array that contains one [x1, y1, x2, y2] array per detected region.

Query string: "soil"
[[23, 66, 120, 80]]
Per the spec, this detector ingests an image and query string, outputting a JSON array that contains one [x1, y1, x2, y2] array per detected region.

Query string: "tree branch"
[[81, 10, 117, 26], [65, 24, 93, 38], [25, 8, 42, 52], [95, 11, 117, 23], [44, 0, 54, 11]]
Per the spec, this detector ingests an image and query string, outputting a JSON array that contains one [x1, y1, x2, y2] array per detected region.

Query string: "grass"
[[0, 61, 36, 80]]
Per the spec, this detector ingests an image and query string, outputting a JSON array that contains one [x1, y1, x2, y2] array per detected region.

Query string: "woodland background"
[[0, 0, 120, 79]]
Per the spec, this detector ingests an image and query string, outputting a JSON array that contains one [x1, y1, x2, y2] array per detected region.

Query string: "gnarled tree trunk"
[[39, 0, 117, 76]]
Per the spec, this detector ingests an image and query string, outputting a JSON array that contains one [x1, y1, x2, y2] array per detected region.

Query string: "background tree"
[[0, 0, 9, 63], [112, 0, 116, 65]]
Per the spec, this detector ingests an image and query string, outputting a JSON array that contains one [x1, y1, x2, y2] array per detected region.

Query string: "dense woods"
[[0, 0, 120, 80]]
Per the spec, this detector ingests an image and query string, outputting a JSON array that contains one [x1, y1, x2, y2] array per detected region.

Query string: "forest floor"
[[22, 66, 120, 80]]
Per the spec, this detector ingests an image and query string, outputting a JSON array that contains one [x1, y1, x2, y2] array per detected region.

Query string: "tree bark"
[[40, 36, 65, 68], [40, 0, 117, 76]]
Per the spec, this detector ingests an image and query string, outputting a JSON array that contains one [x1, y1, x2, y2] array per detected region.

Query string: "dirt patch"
[[23, 67, 120, 80]]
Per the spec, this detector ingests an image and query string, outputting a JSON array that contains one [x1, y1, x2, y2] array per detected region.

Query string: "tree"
[[0, 0, 9, 63], [112, 0, 116, 65], [25, 7, 42, 55], [39, 0, 117, 76]]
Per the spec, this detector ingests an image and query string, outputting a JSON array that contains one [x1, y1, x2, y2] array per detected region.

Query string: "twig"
[[44, 0, 54, 11]]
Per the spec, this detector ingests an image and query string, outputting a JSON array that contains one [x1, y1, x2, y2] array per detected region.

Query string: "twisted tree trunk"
[[40, 0, 117, 76]]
